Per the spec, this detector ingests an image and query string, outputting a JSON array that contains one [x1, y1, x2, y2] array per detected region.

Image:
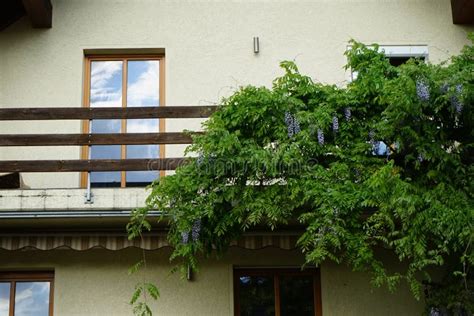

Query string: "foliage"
[[127, 210, 159, 316], [129, 36, 474, 314]]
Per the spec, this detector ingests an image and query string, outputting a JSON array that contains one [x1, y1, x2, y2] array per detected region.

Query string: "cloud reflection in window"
[[14, 282, 50, 316]]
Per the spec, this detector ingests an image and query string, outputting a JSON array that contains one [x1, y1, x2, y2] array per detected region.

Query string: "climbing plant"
[[128, 36, 473, 315]]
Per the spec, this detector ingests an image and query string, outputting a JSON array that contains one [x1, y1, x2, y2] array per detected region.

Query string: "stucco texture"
[[0, 0, 473, 188], [0, 247, 423, 316]]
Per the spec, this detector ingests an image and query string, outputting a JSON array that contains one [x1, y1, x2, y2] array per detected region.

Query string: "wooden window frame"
[[80, 54, 166, 188], [0, 271, 54, 316], [233, 267, 322, 316]]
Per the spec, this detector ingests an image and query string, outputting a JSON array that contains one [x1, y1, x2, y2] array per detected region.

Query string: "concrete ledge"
[[0, 188, 151, 211]]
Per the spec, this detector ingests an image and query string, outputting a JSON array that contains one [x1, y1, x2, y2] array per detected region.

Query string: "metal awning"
[[0, 233, 299, 251]]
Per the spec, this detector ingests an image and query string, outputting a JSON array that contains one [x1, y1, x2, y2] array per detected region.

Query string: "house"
[[0, 0, 472, 315]]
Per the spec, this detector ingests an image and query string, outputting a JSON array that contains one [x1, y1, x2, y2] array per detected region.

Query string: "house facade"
[[0, 0, 472, 315]]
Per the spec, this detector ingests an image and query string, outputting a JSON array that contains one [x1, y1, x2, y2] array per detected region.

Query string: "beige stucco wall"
[[0, 0, 472, 188], [0, 247, 423, 316]]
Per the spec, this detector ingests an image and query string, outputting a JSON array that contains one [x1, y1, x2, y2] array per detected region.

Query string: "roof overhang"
[[451, 0, 474, 24], [0, 0, 52, 31]]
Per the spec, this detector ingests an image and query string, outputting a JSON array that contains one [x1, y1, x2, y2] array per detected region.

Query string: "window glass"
[[0, 283, 10, 316], [235, 269, 319, 316], [126, 60, 160, 186], [89, 119, 122, 187], [126, 144, 159, 186], [89, 145, 122, 187], [90, 119, 121, 134], [90, 61, 122, 108], [280, 275, 314, 316], [14, 282, 50, 316], [89, 60, 123, 187], [127, 60, 159, 107], [238, 275, 275, 316], [388, 56, 425, 67], [86, 58, 162, 187]]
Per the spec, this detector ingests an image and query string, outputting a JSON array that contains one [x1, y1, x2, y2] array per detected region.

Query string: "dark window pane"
[[239, 276, 275, 316], [90, 145, 121, 187], [280, 275, 314, 316], [0, 282, 10, 316], [126, 144, 159, 186], [14, 282, 50, 316], [90, 119, 121, 134], [388, 56, 425, 67]]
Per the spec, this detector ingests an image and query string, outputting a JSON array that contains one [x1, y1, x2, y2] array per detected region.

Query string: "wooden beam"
[[0, 0, 26, 31], [21, 0, 52, 28], [0, 172, 20, 189], [0, 158, 189, 172], [0, 106, 217, 120], [0, 132, 199, 146], [451, 0, 474, 24]]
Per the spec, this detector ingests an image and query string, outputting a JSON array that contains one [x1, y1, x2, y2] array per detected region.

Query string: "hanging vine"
[[128, 36, 474, 315]]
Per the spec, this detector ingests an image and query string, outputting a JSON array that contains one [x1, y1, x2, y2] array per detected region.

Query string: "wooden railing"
[[0, 106, 217, 172]]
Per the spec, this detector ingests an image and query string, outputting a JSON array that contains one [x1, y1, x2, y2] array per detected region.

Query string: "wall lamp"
[[253, 37, 260, 54]]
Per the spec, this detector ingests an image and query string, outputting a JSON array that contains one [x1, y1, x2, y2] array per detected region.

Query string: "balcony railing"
[[0, 106, 216, 173]]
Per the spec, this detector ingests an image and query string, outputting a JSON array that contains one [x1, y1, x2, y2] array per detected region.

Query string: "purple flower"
[[451, 84, 463, 114], [284, 111, 301, 138], [293, 116, 301, 134], [191, 219, 201, 242], [181, 231, 189, 244], [317, 129, 324, 145], [416, 79, 430, 102], [344, 107, 351, 121], [196, 153, 204, 167], [417, 153, 424, 162], [284, 111, 294, 138], [332, 116, 339, 132]]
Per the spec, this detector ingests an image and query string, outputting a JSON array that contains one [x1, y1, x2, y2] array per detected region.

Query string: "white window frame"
[[346, 45, 429, 81]]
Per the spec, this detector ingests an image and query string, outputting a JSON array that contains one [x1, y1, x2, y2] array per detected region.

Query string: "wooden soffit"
[[0, 0, 52, 31], [451, 0, 474, 25]]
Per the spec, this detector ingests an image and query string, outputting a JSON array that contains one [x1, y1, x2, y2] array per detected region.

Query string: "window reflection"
[[90, 145, 121, 187], [235, 270, 318, 316], [280, 276, 314, 316], [125, 60, 160, 186], [126, 119, 159, 185], [126, 144, 159, 186], [0, 283, 10, 316], [127, 60, 159, 107], [87, 59, 162, 187], [89, 61, 123, 187], [89, 120, 122, 186], [90, 119, 121, 134], [14, 282, 50, 316], [90, 61, 122, 108], [239, 276, 275, 316]]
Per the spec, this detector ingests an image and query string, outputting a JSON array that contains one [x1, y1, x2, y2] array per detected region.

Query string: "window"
[[234, 268, 322, 316], [348, 45, 428, 80], [81, 55, 165, 188], [0, 271, 54, 316], [379, 45, 428, 66]]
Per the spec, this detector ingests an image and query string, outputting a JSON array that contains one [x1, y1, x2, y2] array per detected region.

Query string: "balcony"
[[0, 105, 303, 251], [0, 105, 215, 214]]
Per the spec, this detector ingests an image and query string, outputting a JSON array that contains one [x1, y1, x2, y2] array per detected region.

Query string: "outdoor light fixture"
[[253, 37, 259, 54], [187, 265, 193, 281]]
